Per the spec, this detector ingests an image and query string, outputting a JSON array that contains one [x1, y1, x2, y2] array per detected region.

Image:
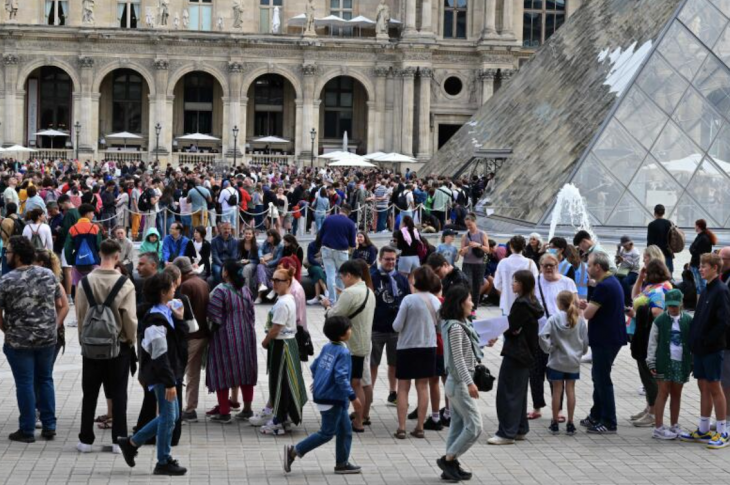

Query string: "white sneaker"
[[632, 413, 655, 427], [260, 420, 287, 436], [76, 442, 93, 453], [249, 408, 274, 427], [66, 320, 78, 328], [630, 409, 648, 421], [324, 290, 330, 298], [653, 426, 678, 440], [306, 297, 320, 306], [637, 386, 646, 396], [258, 284, 268, 293], [670, 424, 682, 436], [111, 444, 122, 454], [487, 435, 515, 445]]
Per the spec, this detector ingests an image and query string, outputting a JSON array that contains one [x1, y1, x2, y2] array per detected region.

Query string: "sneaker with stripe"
[[707, 432, 730, 449], [679, 428, 714, 443]]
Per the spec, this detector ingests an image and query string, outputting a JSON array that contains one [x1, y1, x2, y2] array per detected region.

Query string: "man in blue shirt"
[[210, 222, 238, 285], [161, 222, 190, 265], [317, 204, 357, 304], [187, 178, 211, 229], [580, 251, 627, 435]]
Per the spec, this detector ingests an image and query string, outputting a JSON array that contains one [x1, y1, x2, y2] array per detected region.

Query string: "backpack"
[[43, 189, 58, 204], [1, 215, 24, 239], [668, 222, 686, 254], [226, 188, 238, 206], [397, 192, 409, 211], [137, 189, 153, 212], [73, 231, 98, 267], [416, 238, 428, 263], [30, 225, 45, 250], [79, 275, 128, 360]]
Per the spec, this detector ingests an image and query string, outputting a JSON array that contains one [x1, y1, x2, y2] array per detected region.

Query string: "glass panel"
[[636, 53, 689, 114], [188, 5, 199, 30], [456, 11, 466, 38], [201, 5, 212, 30], [344, 0, 352, 8], [331, 0, 338, 8], [693, 54, 730, 116], [325, 92, 338, 107], [444, 11, 454, 38], [671, 193, 719, 227], [628, 154, 684, 214], [711, 0, 730, 18], [591, 119, 647, 185], [522, 13, 541, 48], [571, 154, 624, 224], [657, 21, 710, 81], [672, 87, 724, 150], [686, 157, 730, 225], [650, 121, 703, 187], [708, 123, 730, 176], [259, 8, 269, 33], [614, 85, 667, 149], [679, 0, 727, 47], [604, 192, 653, 227]]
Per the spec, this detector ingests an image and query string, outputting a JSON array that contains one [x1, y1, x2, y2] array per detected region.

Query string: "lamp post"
[[74, 121, 81, 160], [310, 128, 316, 169], [232, 125, 239, 168], [155, 123, 161, 164]]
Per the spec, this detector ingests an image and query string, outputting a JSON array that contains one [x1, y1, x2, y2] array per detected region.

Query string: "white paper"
[[473, 317, 510, 346]]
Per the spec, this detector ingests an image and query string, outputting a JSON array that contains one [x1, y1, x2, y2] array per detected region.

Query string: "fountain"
[[547, 183, 594, 242]]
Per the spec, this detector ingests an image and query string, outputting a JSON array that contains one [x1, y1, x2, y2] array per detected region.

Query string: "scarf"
[[442, 318, 484, 362], [378, 265, 399, 298], [400, 227, 420, 246]]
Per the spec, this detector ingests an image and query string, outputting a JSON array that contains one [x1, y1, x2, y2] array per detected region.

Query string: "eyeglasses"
[[271, 278, 288, 284], [541, 264, 556, 269]]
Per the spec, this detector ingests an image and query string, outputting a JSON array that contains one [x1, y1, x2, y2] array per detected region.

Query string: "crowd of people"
[[0, 156, 729, 481]]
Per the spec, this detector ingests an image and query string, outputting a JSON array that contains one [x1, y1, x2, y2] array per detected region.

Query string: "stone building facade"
[[0, 0, 581, 165]]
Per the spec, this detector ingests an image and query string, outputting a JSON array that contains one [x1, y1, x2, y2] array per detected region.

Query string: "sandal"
[[352, 427, 365, 433], [394, 429, 406, 440], [558, 415, 566, 424], [94, 414, 110, 423], [526, 411, 542, 420], [410, 429, 425, 439], [96, 417, 113, 430], [349, 412, 372, 426]]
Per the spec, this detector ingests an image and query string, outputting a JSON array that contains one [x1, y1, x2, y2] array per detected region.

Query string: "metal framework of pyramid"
[[424, 0, 730, 229]]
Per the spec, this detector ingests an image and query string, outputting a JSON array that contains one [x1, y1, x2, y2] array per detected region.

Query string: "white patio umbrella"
[[253, 136, 290, 144], [176, 132, 221, 142], [4, 145, 37, 154], [316, 14, 350, 35], [106, 131, 143, 149], [329, 155, 375, 168], [319, 150, 352, 159], [348, 15, 375, 36], [289, 13, 306, 26], [363, 151, 387, 160], [371, 152, 417, 163], [33, 128, 70, 150]]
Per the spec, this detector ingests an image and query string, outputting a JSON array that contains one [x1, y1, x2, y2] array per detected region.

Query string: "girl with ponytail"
[[538, 290, 588, 435]]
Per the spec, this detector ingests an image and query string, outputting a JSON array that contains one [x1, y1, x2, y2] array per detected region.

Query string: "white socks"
[[431, 412, 440, 422], [699, 417, 711, 434], [717, 420, 727, 434]]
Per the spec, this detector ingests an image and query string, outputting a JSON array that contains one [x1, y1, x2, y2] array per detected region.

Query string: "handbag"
[[467, 231, 486, 260], [296, 325, 315, 362], [473, 364, 495, 392], [184, 315, 200, 333]]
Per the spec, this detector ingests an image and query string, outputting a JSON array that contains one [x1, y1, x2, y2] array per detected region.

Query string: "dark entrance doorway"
[[438, 124, 462, 149]]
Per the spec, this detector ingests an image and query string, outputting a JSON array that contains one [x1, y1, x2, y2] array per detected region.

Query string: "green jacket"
[[646, 311, 692, 379], [59, 208, 80, 252]]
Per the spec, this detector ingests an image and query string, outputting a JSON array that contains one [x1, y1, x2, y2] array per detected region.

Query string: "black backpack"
[[397, 192, 409, 211], [226, 188, 238, 206], [137, 189, 153, 212]]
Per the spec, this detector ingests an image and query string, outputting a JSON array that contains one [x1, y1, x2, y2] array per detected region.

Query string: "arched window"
[[523, 0, 567, 48], [323, 77, 353, 138], [112, 70, 143, 133], [184, 73, 214, 134], [254, 75, 284, 136], [39, 68, 71, 133], [443, 0, 467, 39]]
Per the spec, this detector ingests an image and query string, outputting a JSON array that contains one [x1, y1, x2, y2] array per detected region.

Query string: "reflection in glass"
[[615, 86, 667, 149], [678, 0, 727, 47], [628, 155, 683, 214], [636, 53, 690, 114], [672, 193, 718, 227], [591, 119, 647, 185], [686, 157, 730, 225], [658, 21, 709, 81], [605, 192, 653, 227], [710, 0, 730, 18], [572, 154, 624, 224], [708, 123, 730, 177], [672, 88, 723, 150], [650, 121, 702, 187], [694, 54, 730, 115]]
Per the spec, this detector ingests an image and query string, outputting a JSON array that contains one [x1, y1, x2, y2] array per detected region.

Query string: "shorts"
[[721, 350, 730, 388], [435, 353, 446, 377], [60, 251, 71, 269], [362, 355, 371, 387], [351, 355, 365, 379], [397, 255, 421, 274], [547, 367, 580, 381], [694, 350, 724, 382], [396, 348, 436, 380], [371, 331, 398, 367]]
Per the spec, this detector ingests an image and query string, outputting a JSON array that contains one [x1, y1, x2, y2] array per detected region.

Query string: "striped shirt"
[[448, 323, 477, 386]]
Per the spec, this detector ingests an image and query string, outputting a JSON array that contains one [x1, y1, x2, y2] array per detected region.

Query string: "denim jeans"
[[376, 207, 388, 232], [221, 208, 236, 225], [444, 376, 482, 458], [589, 345, 622, 429], [211, 264, 223, 286], [295, 404, 352, 465], [322, 247, 349, 304], [314, 213, 326, 233], [132, 383, 179, 466], [665, 256, 674, 278], [4, 344, 56, 435]]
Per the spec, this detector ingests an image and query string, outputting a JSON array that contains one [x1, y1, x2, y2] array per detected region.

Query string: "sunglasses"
[[271, 278, 288, 284]]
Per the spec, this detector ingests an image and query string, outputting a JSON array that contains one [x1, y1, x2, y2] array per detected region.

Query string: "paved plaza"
[[0, 295, 728, 485]]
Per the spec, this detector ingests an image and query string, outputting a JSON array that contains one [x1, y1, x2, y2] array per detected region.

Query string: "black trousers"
[[496, 356, 530, 439], [136, 381, 183, 446], [79, 345, 130, 445], [462, 263, 485, 309]]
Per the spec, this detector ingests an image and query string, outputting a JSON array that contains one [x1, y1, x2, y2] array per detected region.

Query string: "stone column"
[[400, 67, 416, 157], [501, 0, 514, 37], [479, 68, 497, 104], [301, 64, 318, 159], [78, 57, 96, 156], [384, 71, 396, 151], [240, 96, 248, 164], [295, 100, 303, 158], [152, 59, 171, 161], [366, 100, 376, 153], [421, 0, 433, 34], [2, 54, 19, 146], [403, 0, 417, 36], [374, 66, 389, 151], [227, 62, 244, 159], [416, 67, 432, 160], [480, 0, 497, 40]]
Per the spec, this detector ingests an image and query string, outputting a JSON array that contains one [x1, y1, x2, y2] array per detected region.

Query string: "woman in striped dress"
[[206, 260, 258, 423]]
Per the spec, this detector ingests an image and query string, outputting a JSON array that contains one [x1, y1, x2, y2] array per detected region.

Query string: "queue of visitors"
[[0, 157, 729, 482]]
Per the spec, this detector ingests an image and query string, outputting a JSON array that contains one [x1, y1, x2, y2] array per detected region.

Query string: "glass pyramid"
[[424, 0, 730, 228]]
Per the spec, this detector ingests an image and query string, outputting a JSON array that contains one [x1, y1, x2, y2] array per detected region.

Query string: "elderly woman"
[[628, 259, 673, 428], [256, 229, 283, 303], [393, 266, 442, 439], [524, 233, 544, 266], [459, 213, 489, 310], [527, 253, 578, 421], [205, 260, 258, 423]]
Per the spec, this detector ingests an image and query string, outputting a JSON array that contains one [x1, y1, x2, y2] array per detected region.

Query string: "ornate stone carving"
[[401, 50, 432, 61], [398, 67, 417, 78], [301, 64, 318, 76], [5, 0, 18, 20], [82, 0, 95, 24], [228, 61, 244, 73], [418, 67, 433, 78], [430, 75, 441, 102], [374, 66, 390, 77], [154, 59, 169, 70], [233, 0, 244, 29], [78, 56, 95, 69], [375, 0, 390, 37], [304, 0, 317, 36], [478, 68, 498, 80], [159, 0, 170, 26], [501, 69, 516, 82], [3, 54, 18, 65]]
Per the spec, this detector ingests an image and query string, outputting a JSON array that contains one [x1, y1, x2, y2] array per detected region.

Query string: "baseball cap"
[[664, 289, 683, 307], [443, 229, 459, 237]]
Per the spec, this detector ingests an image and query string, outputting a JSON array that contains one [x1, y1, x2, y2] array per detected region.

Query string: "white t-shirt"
[[493, 254, 539, 314], [270, 293, 297, 340], [22, 222, 53, 251], [670, 316, 683, 362], [536, 275, 578, 317], [218, 186, 238, 213]]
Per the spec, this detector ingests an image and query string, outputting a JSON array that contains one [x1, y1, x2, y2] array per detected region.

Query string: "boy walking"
[[283, 316, 362, 475]]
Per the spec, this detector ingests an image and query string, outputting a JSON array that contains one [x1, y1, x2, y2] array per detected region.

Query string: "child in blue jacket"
[[283, 316, 362, 475]]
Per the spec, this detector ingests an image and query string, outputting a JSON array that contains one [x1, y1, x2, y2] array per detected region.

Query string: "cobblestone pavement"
[[1, 283, 729, 484]]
